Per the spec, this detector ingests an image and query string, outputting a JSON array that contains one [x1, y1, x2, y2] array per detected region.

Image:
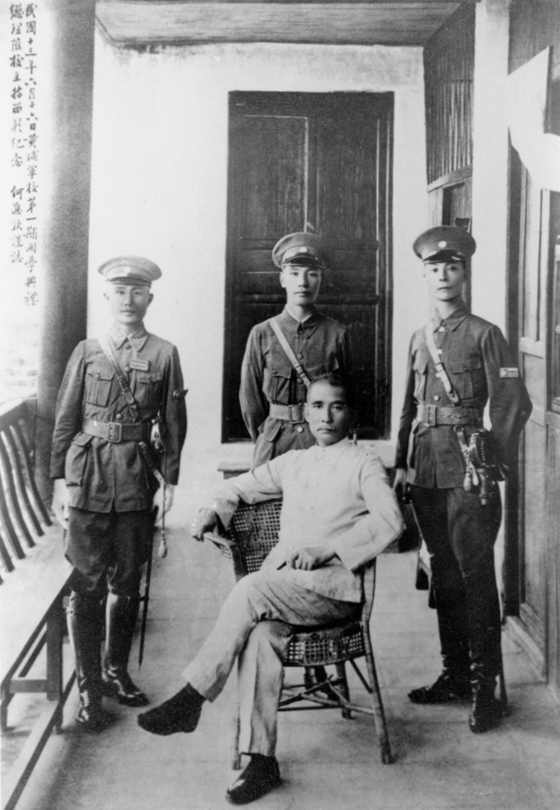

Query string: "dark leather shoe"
[[102, 667, 149, 707], [76, 692, 113, 732], [409, 671, 471, 704], [137, 686, 203, 735], [226, 755, 281, 805], [469, 689, 503, 733]]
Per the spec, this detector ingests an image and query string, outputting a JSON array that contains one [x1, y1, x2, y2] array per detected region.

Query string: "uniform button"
[[298, 353, 304, 359], [116, 413, 122, 420], [296, 426, 304, 433], [433, 395, 440, 402], [124, 365, 130, 372], [438, 326, 445, 333], [96, 372, 101, 379], [297, 379, 303, 385]]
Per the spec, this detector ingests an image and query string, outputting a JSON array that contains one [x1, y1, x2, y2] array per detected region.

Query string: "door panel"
[[236, 115, 308, 240], [514, 166, 548, 661], [223, 91, 393, 442]]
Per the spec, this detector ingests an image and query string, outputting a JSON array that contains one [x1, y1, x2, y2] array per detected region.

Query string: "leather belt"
[[82, 418, 151, 443], [268, 402, 306, 423], [417, 404, 482, 427]]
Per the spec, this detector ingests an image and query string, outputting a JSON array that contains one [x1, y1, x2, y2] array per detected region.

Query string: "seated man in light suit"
[[138, 373, 403, 805]]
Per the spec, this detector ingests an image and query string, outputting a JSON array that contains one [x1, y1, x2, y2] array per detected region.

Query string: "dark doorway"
[[222, 91, 394, 442]]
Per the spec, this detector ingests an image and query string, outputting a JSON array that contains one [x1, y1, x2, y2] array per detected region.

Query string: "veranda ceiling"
[[96, 0, 464, 48]]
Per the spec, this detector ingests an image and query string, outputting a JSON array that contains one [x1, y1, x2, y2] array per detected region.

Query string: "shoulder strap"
[[424, 324, 461, 405], [269, 318, 311, 389], [98, 334, 141, 420]]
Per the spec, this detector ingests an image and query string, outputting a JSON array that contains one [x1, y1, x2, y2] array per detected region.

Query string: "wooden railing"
[[0, 398, 75, 810], [0, 400, 51, 579]]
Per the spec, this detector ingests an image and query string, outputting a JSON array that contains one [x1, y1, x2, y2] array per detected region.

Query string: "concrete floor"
[[4, 530, 560, 810]]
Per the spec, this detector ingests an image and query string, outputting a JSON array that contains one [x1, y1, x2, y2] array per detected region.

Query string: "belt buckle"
[[289, 404, 303, 423], [426, 406, 437, 427], [107, 422, 122, 443]]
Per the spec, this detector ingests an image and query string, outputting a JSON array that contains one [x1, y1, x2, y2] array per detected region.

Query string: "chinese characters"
[[9, 3, 39, 306]]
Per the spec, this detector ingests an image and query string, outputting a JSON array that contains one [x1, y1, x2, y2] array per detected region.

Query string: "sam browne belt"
[[268, 402, 306, 423], [82, 418, 151, 443], [417, 404, 482, 427]]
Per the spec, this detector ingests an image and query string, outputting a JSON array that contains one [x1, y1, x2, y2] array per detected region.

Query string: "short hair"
[[307, 372, 355, 409]]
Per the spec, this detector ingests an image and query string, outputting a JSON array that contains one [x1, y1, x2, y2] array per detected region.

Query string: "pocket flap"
[[307, 358, 340, 377], [450, 357, 482, 373], [270, 368, 291, 380], [137, 372, 164, 385], [86, 369, 114, 382], [71, 433, 94, 447]]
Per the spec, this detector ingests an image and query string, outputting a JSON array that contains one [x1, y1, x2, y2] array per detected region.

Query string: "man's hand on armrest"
[[190, 508, 220, 542], [286, 545, 338, 571]]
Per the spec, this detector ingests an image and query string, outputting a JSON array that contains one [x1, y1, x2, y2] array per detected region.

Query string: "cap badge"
[[438, 240, 448, 248]]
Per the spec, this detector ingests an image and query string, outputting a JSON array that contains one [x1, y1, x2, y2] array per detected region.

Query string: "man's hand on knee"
[[190, 508, 220, 541], [287, 545, 336, 570]]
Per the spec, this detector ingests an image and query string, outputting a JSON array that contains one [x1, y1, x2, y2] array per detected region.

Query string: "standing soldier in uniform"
[[50, 256, 187, 731], [239, 232, 352, 466], [393, 227, 532, 733]]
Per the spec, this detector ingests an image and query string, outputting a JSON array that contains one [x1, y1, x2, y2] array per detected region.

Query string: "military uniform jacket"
[[239, 306, 351, 444], [50, 325, 187, 513], [395, 303, 532, 488]]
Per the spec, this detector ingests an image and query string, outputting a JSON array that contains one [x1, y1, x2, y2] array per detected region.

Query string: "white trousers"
[[181, 570, 358, 756]]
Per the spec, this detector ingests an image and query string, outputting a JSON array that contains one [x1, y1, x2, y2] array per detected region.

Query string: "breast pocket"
[[306, 358, 340, 381], [265, 368, 292, 403], [134, 372, 164, 409], [85, 369, 114, 407], [449, 357, 482, 400]]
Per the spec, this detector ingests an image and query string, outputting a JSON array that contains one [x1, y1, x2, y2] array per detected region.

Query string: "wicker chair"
[[204, 498, 393, 767]]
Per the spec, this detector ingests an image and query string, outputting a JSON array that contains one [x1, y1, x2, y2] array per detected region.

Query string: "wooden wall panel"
[[509, 0, 560, 75], [423, 2, 475, 184]]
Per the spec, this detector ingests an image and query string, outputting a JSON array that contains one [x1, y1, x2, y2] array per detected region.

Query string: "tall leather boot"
[[66, 592, 113, 731], [466, 574, 503, 733], [409, 585, 471, 703], [102, 592, 149, 707]]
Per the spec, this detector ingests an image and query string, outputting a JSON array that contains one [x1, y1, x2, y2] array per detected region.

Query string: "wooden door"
[[547, 192, 560, 696], [222, 91, 393, 442], [505, 0, 560, 696]]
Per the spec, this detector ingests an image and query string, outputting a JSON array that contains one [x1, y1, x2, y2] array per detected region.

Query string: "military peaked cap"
[[413, 226, 476, 262], [272, 232, 333, 270], [98, 256, 162, 286]]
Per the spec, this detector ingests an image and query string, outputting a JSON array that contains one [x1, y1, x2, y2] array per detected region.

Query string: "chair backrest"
[[225, 499, 282, 576]]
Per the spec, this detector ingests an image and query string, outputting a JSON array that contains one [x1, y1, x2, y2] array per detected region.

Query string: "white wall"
[[471, 0, 511, 329], [87, 37, 428, 525], [471, 0, 512, 583]]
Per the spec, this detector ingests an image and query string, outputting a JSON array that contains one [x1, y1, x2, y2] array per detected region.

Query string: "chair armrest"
[[203, 531, 249, 581], [203, 532, 237, 552]]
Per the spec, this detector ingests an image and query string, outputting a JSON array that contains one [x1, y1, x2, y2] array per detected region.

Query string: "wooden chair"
[[205, 498, 393, 767]]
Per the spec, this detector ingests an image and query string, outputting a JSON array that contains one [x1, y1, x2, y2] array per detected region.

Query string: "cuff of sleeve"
[[210, 497, 238, 530]]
